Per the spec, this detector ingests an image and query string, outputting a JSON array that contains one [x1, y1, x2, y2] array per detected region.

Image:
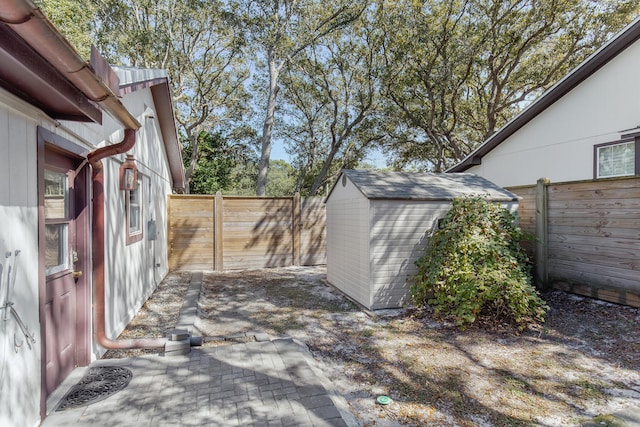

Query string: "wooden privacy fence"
[[507, 176, 640, 307], [168, 193, 326, 271]]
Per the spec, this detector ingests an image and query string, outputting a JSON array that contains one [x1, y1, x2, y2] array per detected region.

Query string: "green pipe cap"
[[376, 395, 391, 405]]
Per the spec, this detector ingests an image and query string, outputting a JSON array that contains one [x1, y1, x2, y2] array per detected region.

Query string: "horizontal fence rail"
[[168, 193, 326, 271], [508, 176, 640, 307]]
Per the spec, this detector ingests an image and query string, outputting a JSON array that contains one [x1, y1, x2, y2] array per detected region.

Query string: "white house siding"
[[326, 179, 371, 307], [467, 40, 640, 188], [0, 91, 43, 427], [0, 56, 177, 424], [369, 201, 452, 309], [97, 86, 173, 356]]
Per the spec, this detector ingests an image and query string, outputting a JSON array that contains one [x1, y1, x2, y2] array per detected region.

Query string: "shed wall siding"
[[0, 94, 42, 427], [466, 40, 640, 188], [326, 179, 371, 308], [369, 201, 452, 309]]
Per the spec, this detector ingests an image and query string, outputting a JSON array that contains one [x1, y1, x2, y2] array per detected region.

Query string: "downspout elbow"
[[88, 128, 138, 167]]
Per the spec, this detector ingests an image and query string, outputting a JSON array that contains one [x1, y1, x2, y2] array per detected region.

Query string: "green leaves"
[[411, 196, 547, 329], [280, 14, 385, 196], [181, 131, 246, 195], [36, 0, 96, 59], [379, 0, 640, 171], [38, 0, 640, 191], [86, 0, 250, 191]]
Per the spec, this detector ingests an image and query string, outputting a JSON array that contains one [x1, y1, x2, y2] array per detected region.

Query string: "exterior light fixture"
[[119, 154, 138, 191]]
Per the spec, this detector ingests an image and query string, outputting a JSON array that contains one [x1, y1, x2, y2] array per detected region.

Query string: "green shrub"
[[411, 196, 547, 329]]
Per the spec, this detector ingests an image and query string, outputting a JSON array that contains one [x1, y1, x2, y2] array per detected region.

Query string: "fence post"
[[535, 178, 550, 289], [292, 192, 301, 266], [214, 191, 224, 272]]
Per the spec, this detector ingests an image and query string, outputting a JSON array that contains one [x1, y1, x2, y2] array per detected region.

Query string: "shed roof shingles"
[[340, 170, 518, 202]]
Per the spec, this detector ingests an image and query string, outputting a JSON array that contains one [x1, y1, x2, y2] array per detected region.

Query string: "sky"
[[269, 139, 388, 169]]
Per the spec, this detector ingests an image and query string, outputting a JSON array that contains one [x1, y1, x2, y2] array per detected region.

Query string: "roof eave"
[[0, 23, 102, 123], [0, 0, 140, 130], [150, 82, 185, 192], [113, 69, 186, 192]]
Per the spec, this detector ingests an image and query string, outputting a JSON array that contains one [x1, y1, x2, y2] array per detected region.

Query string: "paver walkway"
[[42, 339, 353, 427], [41, 272, 356, 427]]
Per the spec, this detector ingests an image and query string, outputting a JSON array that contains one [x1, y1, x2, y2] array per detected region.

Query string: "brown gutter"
[[2, 0, 167, 349], [87, 130, 166, 349], [0, 0, 139, 129]]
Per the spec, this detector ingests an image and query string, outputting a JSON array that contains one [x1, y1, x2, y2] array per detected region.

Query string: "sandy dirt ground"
[[106, 266, 640, 427]]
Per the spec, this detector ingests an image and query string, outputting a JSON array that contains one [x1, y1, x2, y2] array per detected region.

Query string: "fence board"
[[168, 196, 214, 271], [301, 197, 326, 265], [511, 177, 640, 307], [549, 260, 639, 291], [507, 185, 537, 260], [168, 194, 326, 271]]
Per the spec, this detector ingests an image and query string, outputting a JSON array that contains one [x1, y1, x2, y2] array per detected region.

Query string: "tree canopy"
[[228, 0, 367, 195], [39, 0, 640, 192]]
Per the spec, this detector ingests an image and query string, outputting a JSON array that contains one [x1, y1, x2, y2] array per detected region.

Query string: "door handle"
[[72, 271, 83, 279]]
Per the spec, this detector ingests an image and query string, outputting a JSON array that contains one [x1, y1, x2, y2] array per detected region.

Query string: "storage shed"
[[326, 170, 519, 310]]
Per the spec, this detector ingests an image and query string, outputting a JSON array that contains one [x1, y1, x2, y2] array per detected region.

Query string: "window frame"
[[594, 137, 639, 179], [125, 175, 144, 245], [44, 167, 72, 276]]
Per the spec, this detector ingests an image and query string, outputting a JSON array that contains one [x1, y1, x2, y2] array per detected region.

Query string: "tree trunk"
[[309, 142, 340, 196], [184, 130, 199, 194], [256, 52, 280, 196]]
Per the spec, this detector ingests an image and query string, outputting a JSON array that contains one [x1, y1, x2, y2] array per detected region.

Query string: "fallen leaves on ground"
[[109, 267, 640, 426]]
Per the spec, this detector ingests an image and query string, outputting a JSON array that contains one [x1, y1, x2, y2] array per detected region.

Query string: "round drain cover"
[[376, 395, 391, 405], [57, 366, 133, 411]]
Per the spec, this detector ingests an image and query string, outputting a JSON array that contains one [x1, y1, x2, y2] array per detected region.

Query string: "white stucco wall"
[[0, 90, 44, 427], [326, 178, 371, 308], [467, 40, 640, 187]]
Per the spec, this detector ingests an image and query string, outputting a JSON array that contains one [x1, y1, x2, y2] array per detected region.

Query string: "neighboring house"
[[0, 3, 185, 426], [449, 17, 640, 185], [449, 18, 640, 307], [325, 170, 518, 310]]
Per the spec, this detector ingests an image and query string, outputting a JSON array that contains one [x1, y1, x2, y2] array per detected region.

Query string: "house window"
[[126, 177, 143, 244], [595, 140, 637, 179], [44, 169, 70, 275]]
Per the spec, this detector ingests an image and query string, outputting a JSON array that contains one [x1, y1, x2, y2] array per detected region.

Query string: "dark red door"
[[43, 148, 85, 396]]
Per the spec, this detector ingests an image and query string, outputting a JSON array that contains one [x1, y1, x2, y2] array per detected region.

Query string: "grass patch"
[[572, 379, 608, 400], [583, 414, 628, 427], [251, 309, 307, 334], [504, 376, 531, 396], [264, 283, 356, 312], [270, 315, 306, 334], [361, 328, 375, 337]]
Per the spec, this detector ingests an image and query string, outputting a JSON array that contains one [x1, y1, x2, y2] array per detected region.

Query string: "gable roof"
[[328, 169, 518, 202], [114, 67, 185, 191], [448, 16, 640, 173]]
